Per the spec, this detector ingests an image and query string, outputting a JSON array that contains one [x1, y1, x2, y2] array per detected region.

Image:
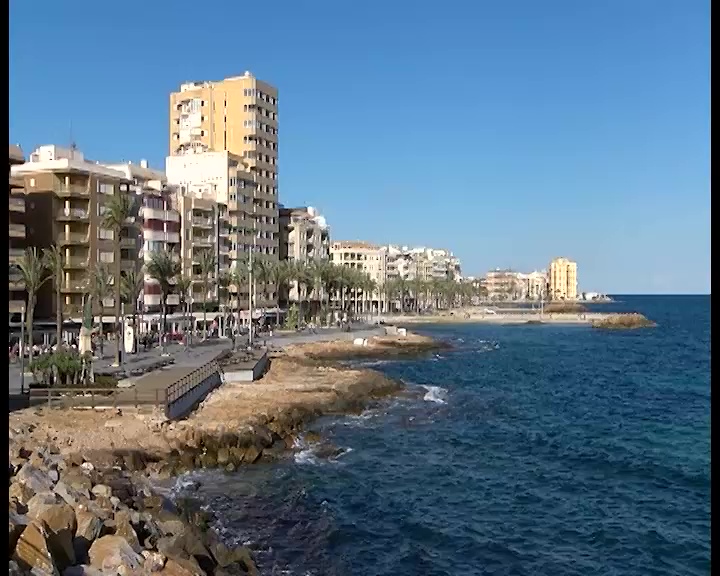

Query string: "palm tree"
[[316, 261, 339, 324], [410, 276, 425, 313], [196, 250, 217, 339], [217, 271, 231, 336], [101, 191, 136, 366], [12, 248, 50, 365], [264, 260, 291, 327], [120, 266, 144, 353], [146, 250, 182, 341], [89, 262, 113, 358], [229, 265, 248, 337], [175, 275, 193, 338], [41, 246, 66, 348]]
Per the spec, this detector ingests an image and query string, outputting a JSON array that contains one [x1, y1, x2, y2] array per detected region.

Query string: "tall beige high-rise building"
[[168, 72, 278, 224], [548, 257, 578, 300]]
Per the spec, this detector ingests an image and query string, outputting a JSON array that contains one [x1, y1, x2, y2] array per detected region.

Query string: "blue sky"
[[10, 0, 709, 293]]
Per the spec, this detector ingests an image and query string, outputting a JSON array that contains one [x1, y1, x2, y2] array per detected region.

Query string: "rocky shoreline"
[[8, 332, 441, 575]]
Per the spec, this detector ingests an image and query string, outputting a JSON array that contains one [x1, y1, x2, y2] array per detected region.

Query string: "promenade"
[[8, 324, 387, 411]]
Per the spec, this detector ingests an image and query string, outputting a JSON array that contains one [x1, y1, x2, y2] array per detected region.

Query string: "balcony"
[[62, 282, 89, 294], [57, 233, 90, 245], [8, 196, 24, 212], [192, 217, 213, 228], [56, 207, 90, 221], [65, 256, 90, 269], [9, 275, 24, 290], [143, 207, 180, 222], [120, 237, 137, 248], [54, 184, 90, 198], [9, 175, 24, 190], [193, 237, 214, 248], [9, 223, 25, 238]]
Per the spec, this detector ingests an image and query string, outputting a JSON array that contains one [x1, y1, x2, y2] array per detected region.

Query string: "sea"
[[169, 295, 710, 576]]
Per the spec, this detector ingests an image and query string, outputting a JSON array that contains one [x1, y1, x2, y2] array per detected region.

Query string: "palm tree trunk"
[[275, 280, 281, 327], [114, 251, 121, 365], [55, 286, 62, 348], [202, 281, 208, 339], [26, 299, 35, 366]]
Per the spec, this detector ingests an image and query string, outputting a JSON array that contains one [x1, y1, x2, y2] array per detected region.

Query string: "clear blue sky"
[[10, 0, 710, 294]]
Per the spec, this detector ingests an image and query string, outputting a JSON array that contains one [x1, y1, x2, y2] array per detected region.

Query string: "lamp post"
[[20, 305, 25, 395], [120, 303, 125, 369]]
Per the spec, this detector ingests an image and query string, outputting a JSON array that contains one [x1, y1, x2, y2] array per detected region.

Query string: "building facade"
[[279, 206, 330, 302], [9, 145, 26, 318], [548, 257, 578, 300], [11, 145, 140, 321], [103, 161, 181, 312], [168, 72, 279, 261]]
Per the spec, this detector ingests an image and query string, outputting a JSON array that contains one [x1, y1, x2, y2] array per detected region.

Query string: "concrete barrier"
[[166, 370, 223, 420], [223, 352, 269, 383]]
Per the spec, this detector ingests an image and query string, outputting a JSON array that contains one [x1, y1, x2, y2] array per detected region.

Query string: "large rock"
[[54, 480, 89, 507], [59, 470, 93, 493], [210, 541, 256, 573], [62, 566, 105, 576], [87, 535, 143, 574], [141, 550, 167, 571], [16, 463, 55, 495], [90, 484, 112, 499], [26, 491, 62, 519], [36, 503, 77, 570], [74, 507, 103, 563], [12, 520, 60, 575], [113, 509, 141, 552], [9, 510, 28, 555], [158, 556, 207, 576], [10, 480, 36, 506]]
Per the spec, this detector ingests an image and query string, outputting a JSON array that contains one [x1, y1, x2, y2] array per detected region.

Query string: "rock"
[[9, 510, 28, 555], [48, 469, 60, 483], [81, 463, 94, 472], [216, 448, 229, 466], [143, 495, 165, 510], [9, 457, 28, 474], [91, 484, 112, 499], [210, 541, 256, 571], [74, 507, 103, 563], [153, 511, 187, 538], [16, 463, 55, 495], [142, 549, 167, 571], [303, 431, 321, 444], [59, 470, 93, 493], [9, 481, 35, 506], [313, 443, 344, 460], [62, 565, 105, 576], [224, 463, 236, 473], [114, 509, 141, 552], [87, 535, 143, 574], [67, 453, 85, 467], [35, 503, 77, 570], [12, 520, 59, 575], [54, 480, 89, 507], [26, 491, 62, 520], [158, 556, 206, 576], [8, 560, 24, 575], [243, 445, 261, 464]]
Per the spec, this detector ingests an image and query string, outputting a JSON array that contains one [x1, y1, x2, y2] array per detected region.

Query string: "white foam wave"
[[421, 385, 449, 404], [294, 448, 321, 466]]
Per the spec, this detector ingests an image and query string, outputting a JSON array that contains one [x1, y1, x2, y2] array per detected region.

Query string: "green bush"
[[28, 348, 95, 388]]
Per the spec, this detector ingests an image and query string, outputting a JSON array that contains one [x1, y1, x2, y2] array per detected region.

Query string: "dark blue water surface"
[[174, 296, 710, 575]]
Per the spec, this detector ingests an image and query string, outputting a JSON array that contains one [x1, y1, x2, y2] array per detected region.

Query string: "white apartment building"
[[330, 241, 388, 313], [102, 160, 181, 311], [379, 245, 462, 282], [279, 206, 330, 302], [166, 151, 276, 309]]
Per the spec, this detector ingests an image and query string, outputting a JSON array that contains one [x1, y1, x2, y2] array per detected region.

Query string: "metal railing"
[[28, 387, 167, 409]]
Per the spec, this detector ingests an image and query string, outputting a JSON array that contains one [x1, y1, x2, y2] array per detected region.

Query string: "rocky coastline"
[[8, 332, 442, 575]]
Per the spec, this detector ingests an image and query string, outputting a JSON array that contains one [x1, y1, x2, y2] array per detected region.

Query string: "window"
[[99, 183, 114, 195]]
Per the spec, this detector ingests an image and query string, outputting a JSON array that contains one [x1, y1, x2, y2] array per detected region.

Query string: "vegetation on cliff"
[[591, 313, 656, 329]]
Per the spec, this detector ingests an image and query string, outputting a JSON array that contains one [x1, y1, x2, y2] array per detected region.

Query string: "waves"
[[421, 385, 448, 404]]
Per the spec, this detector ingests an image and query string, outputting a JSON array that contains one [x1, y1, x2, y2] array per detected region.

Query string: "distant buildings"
[[548, 257, 578, 300]]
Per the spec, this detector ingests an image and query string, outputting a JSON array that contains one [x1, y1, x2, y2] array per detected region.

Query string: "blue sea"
[[172, 295, 710, 576]]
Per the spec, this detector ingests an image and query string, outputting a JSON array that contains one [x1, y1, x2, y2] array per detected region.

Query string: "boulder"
[[36, 503, 77, 570], [243, 445, 261, 464], [54, 480, 89, 507], [26, 491, 62, 520], [16, 463, 55, 495], [153, 511, 188, 538], [216, 448, 230, 466], [158, 556, 207, 576], [87, 535, 143, 574], [9, 481, 34, 506], [62, 566, 105, 576], [114, 509, 141, 552], [59, 470, 93, 493], [74, 507, 103, 563], [12, 520, 59, 575], [91, 484, 112, 499], [9, 510, 28, 555], [141, 550, 167, 571]]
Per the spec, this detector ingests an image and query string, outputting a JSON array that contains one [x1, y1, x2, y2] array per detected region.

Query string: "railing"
[[193, 217, 213, 227], [29, 387, 167, 409], [55, 184, 90, 196], [9, 248, 24, 260], [58, 233, 89, 244], [57, 208, 89, 219], [9, 196, 25, 211], [9, 223, 25, 236]]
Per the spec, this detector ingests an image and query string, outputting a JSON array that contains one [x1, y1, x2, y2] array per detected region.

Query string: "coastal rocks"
[[87, 535, 143, 573], [591, 313, 656, 329], [8, 445, 259, 576]]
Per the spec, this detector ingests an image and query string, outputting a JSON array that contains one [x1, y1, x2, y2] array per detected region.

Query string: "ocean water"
[[173, 295, 710, 576]]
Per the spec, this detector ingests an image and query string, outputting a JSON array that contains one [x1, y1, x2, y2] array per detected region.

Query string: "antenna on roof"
[[69, 121, 77, 155]]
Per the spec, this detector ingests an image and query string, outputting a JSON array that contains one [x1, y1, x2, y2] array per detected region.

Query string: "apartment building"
[[11, 145, 140, 321], [166, 151, 274, 309], [103, 161, 181, 312], [485, 269, 521, 301], [548, 257, 578, 300], [168, 72, 279, 258], [9, 145, 26, 318], [518, 271, 548, 301], [330, 241, 387, 313], [380, 245, 462, 282], [279, 206, 330, 302]]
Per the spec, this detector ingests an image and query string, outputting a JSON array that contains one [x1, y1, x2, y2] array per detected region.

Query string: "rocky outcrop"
[[8, 445, 258, 575], [591, 313, 656, 329]]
